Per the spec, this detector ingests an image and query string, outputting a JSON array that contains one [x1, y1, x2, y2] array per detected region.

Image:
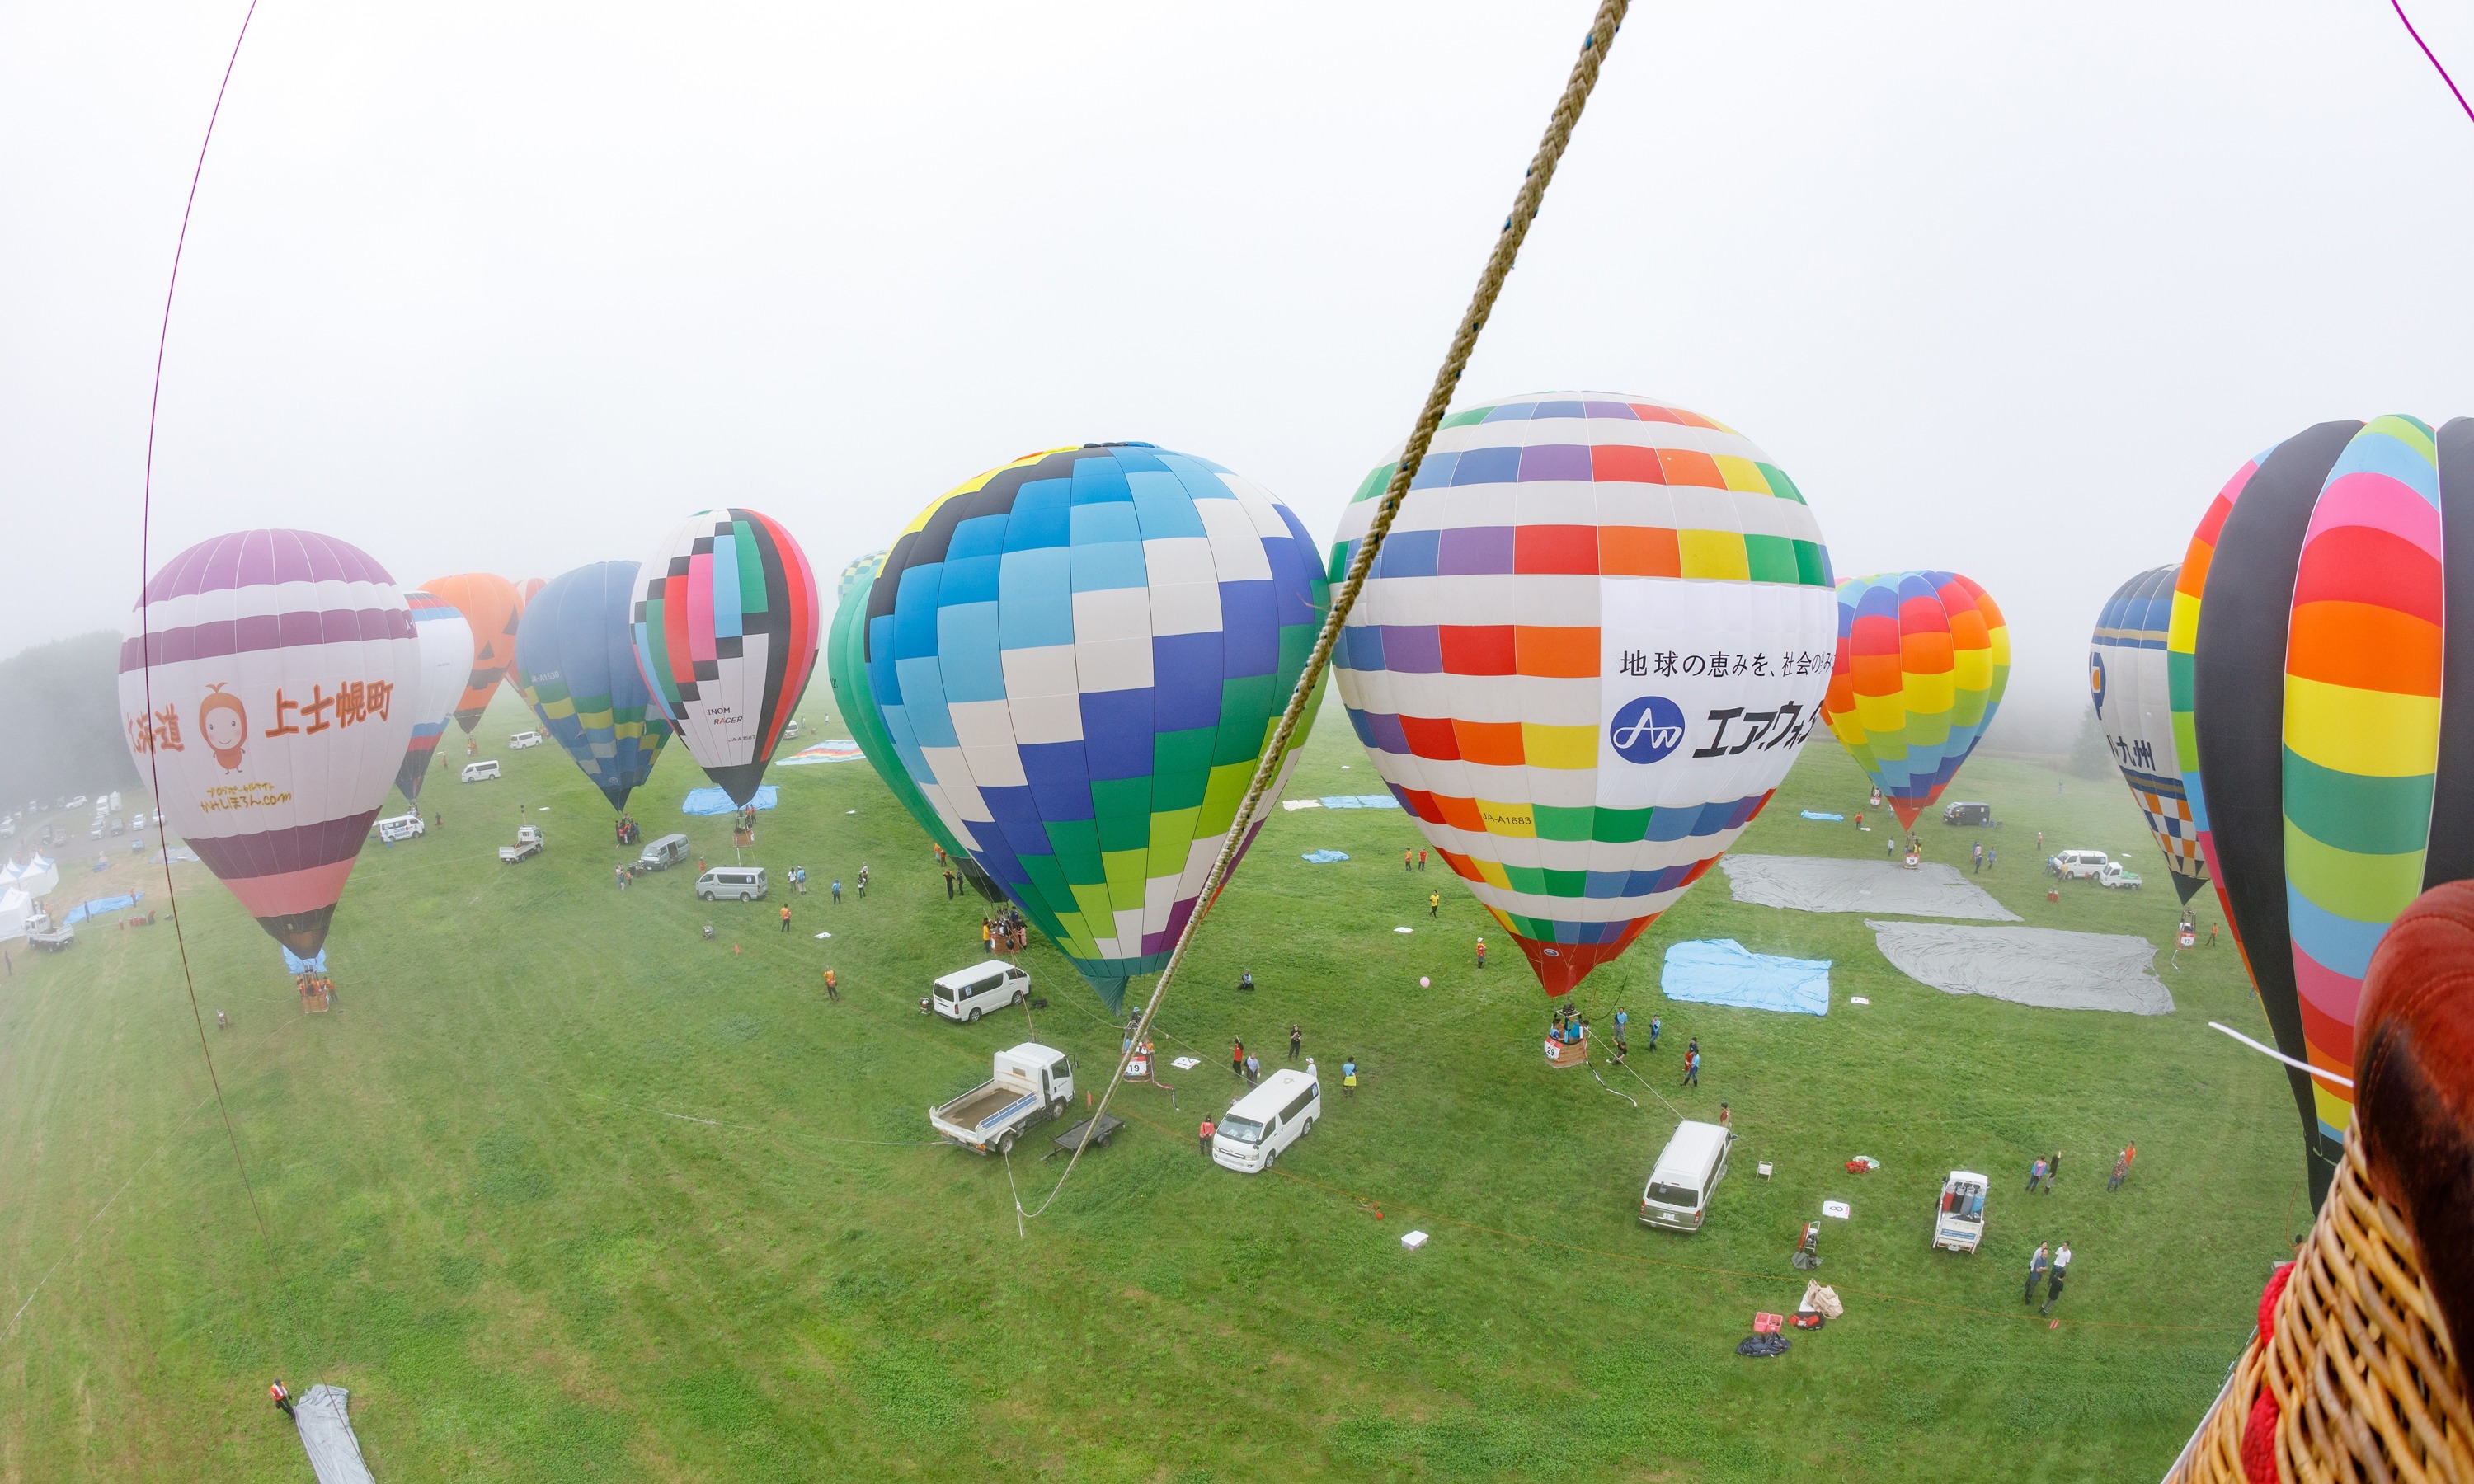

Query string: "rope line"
[[2387, 0, 2474, 124], [1023, 0, 1634, 1224], [138, 0, 270, 1248]]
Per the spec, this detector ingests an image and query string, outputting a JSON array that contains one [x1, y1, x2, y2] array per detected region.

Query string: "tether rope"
[[1023, 0, 1632, 1222], [2387, 0, 2474, 124], [138, 0, 270, 1247]]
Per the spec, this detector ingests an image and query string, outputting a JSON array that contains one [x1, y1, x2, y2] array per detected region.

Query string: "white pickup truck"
[[499, 825, 543, 863], [2095, 862, 2144, 890], [929, 1043, 1075, 1155]]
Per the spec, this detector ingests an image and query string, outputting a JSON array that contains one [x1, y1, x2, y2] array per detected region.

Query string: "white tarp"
[[1866, 920, 2174, 1015], [1720, 853, 2020, 922], [294, 1384, 376, 1484], [0, 888, 26, 942]]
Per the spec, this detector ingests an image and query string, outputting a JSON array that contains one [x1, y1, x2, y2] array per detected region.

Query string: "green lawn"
[[0, 692, 2305, 1482]]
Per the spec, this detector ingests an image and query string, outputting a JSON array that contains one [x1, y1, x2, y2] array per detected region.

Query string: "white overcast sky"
[[4, 0, 2472, 736]]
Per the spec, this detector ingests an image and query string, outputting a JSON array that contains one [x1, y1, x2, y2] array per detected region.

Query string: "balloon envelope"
[[396, 590, 472, 805], [419, 572, 522, 734], [2089, 565, 2207, 903], [513, 561, 672, 811], [2182, 415, 2474, 1202], [631, 509, 821, 806], [119, 530, 416, 963], [1823, 571, 2009, 829], [1329, 393, 1837, 993], [858, 444, 1329, 1010]]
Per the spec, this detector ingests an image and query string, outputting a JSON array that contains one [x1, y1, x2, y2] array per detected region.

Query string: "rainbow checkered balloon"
[[1329, 392, 1837, 995], [856, 444, 1329, 1011], [1822, 572, 2010, 829], [2181, 414, 2474, 1200]]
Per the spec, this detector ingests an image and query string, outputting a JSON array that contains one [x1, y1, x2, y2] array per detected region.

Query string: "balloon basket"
[[2164, 1136, 2469, 1484], [298, 981, 331, 1014], [1543, 1035, 1590, 1070]]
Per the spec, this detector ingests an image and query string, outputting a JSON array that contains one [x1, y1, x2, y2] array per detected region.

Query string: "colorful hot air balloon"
[[516, 576, 546, 608], [631, 509, 821, 806], [419, 572, 522, 734], [119, 530, 417, 972], [2089, 566, 2208, 903], [513, 561, 672, 811], [395, 590, 473, 805], [1822, 571, 2010, 829], [858, 444, 1329, 1010], [2180, 416, 2474, 1205], [828, 550, 1006, 904], [1329, 394, 1837, 994]]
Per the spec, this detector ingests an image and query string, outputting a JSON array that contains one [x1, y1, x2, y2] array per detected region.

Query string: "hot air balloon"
[[513, 561, 672, 811], [1822, 571, 2009, 829], [516, 576, 546, 608], [857, 444, 1330, 1011], [419, 572, 522, 734], [2179, 415, 2474, 1205], [827, 549, 1005, 904], [395, 590, 473, 805], [119, 530, 417, 974], [631, 509, 821, 806], [2089, 566, 2207, 903], [1329, 394, 1837, 994]]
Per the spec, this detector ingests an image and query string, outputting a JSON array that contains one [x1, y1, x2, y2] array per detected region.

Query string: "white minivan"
[[2048, 849, 2109, 881], [1639, 1120, 1732, 1232], [1212, 1068, 1321, 1174], [927, 960, 1032, 1022], [509, 730, 543, 749], [461, 759, 501, 782], [695, 866, 767, 902]]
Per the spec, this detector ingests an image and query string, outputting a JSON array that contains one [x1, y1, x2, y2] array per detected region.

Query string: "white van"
[[927, 960, 1032, 1022], [2048, 849, 2109, 881], [461, 759, 501, 783], [509, 730, 543, 749], [1212, 1068, 1321, 1174], [637, 833, 691, 871], [695, 866, 767, 902], [1639, 1120, 1732, 1232], [374, 813, 426, 843]]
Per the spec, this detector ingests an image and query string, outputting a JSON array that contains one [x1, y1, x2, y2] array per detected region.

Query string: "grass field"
[[0, 690, 2309, 1482]]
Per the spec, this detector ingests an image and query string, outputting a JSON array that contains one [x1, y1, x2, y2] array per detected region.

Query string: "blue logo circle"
[[2088, 651, 2108, 719], [1608, 695, 1687, 764]]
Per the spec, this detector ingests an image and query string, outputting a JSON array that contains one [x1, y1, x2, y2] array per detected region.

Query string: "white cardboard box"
[[1401, 1230, 1430, 1251], [1822, 1200, 1851, 1219]]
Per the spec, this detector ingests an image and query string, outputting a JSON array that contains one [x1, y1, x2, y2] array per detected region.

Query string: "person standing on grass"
[[2041, 1242, 2072, 1315], [780, 904, 793, 932], [1289, 1024, 1302, 1061], [823, 968, 840, 1002], [1475, 937, 1486, 970], [1687, 1036, 1699, 1064], [831, 878, 842, 904], [1230, 1039, 1245, 1078], [1404, 848, 1413, 871], [270, 1380, 294, 1421], [943, 868, 956, 899], [1200, 1118, 1215, 1158], [858, 863, 869, 898], [1428, 890, 1440, 918], [2025, 1155, 2047, 1193], [1245, 1053, 1260, 1087], [1683, 1049, 1700, 1087], [2025, 1242, 2050, 1305], [1989, 848, 1997, 871], [2109, 1150, 2131, 1191], [2045, 1151, 2061, 1191], [1973, 843, 1983, 874], [216, 1009, 228, 1029], [1615, 1007, 1628, 1042], [1418, 849, 1427, 871], [1343, 1057, 1357, 1097], [1649, 1015, 1661, 1050]]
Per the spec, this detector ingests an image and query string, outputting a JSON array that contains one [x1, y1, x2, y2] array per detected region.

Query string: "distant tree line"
[[0, 632, 140, 809]]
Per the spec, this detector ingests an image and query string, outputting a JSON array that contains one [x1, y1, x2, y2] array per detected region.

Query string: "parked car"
[[1640, 1120, 1732, 1233], [929, 1043, 1075, 1155], [1932, 1170, 1988, 1253], [636, 833, 691, 871], [922, 960, 1032, 1022], [461, 759, 501, 782], [375, 813, 426, 843], [508, 730, 543, 749], [1941, 801, 1996, 827], [498, 825, 543, 864], [695, 866, 767, 902], [1211, 1068, 1323, 1174], [2095, 862, 2144, 890], [2048, 849, 2110, 881]]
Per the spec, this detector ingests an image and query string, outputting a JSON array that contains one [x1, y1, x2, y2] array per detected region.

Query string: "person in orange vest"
[[1404, 848, 1413, 871], [1198, 1118, 1215, 1158], [1475, 937, 1486, 970], [270, 1380, 294, 1420], [822, 968, 840, 1002], [779, 904, 793, 932]]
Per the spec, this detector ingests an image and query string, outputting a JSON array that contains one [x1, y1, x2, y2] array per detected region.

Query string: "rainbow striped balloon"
[[2165, 449, 2267, 912], [1822, 572, 2010, 829], [2182, 415, 2474, 1203]]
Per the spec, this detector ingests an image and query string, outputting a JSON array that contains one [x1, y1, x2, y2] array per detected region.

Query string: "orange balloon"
[[419, 572, 522, 733]]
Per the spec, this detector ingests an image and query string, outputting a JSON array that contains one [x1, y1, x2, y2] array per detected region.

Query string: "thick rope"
[[1023, 0, 1632, 1222]]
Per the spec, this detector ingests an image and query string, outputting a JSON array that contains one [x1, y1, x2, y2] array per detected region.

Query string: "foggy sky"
[[4, 1, 2471, 740]]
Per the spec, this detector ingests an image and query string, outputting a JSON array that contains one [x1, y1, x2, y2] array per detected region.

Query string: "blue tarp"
[[1301, 850, 1351, 863], [1799, 810, 1844, 821], [682, 786, 778, 815], [1660, 939, 1832, 1016], [1318, 795, 1401, 810], [64, 891, 142, 925]]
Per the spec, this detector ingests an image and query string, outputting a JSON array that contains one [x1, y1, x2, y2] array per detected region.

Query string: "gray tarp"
[[1865, 920, 2174, 1015], [294, 1384, 376, 1484], [1719, 854, 2020, 922]]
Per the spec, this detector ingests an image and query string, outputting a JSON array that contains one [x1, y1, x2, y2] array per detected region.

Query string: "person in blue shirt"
[[1342, 1058, 1357, 1097], [1648, 1016, 1662, 1050], [1615, 1007, 1628, 1040]]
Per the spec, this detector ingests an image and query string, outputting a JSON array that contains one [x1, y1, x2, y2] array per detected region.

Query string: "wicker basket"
[[2167, 1137, 2472, 1483]]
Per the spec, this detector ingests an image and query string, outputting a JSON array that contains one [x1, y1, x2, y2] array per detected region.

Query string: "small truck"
[[498, 825, 543, 864], [2095, 861, 2144, 890], [1932, 1170, 1988, 1253], [26, 910, 73, 952], [929, 1042, 1075, 1155]]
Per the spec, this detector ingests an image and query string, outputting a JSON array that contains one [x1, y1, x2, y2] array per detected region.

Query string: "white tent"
[[12, 855, 58, 899], [0, 887, 29, 942]]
